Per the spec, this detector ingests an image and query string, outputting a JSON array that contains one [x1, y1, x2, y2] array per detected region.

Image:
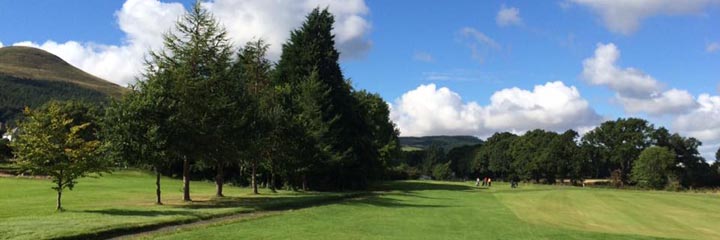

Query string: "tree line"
[[393, 118, 720, 190], [6, 3, 400, 210]]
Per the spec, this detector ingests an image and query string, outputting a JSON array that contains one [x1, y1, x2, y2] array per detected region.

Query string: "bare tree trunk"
[[155, 169, 162, 205], [183, 156, 191, 202], [215, 162, 224, 197], [251, 160, 258, 194], [302, 174, 307, 191], [270, 171, 277, 193], [56, 178, 63, 211]]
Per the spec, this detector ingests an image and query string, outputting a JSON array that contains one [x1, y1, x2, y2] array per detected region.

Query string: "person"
[[481, 177, 487, 187], [487, 177, 492, 187], [475, 177, 480, 187]]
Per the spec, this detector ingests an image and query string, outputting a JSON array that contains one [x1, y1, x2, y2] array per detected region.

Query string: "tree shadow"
[[82, 209, 202, 218], [373, 181, 480, 193], [343, 194, 448, 208], [176, 193, 366, 211]]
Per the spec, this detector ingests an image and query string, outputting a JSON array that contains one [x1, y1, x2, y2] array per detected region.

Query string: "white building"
[[2, 128, 18, 141]]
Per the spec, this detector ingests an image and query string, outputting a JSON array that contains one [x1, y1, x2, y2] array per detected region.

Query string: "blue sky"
[[1, 0, 720, 158]]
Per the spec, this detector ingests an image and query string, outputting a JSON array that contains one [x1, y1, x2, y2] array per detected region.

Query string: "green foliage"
[[581, 118, 654, 182], [431, 162, 452, 180], [275, 8, 378, 190], [0, 75, 112, 124], [478, 132, 517, 179], [631, 146, 677, 189], [10, 101, 111, 210]]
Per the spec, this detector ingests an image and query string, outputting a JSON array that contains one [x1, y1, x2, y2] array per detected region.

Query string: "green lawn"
[[0, 170, 347, 240], [148, 181, 720, 240]]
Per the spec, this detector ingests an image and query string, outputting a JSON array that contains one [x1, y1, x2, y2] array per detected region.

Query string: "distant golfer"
[[487, 177, 492, 187], [476, 177, 481, 187]]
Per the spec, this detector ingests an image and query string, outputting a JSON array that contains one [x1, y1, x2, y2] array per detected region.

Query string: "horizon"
[[1, 0, 719, 159]]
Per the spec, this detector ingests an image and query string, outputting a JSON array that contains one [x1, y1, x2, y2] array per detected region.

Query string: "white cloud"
[[582, 43, 697, 115], [616, 89, 696, 115], [496, 5, 523, 27], [0, 41, 4, 48], [673, 94, 720, 160], [390, 81, 601, 137], [570, 0, 718, 34], [413, 51, 434, 62], [707, 42, 720, 53], [459, 27, 500, 63], [10, 0, 372, 86], [203, 0, 371, 59]]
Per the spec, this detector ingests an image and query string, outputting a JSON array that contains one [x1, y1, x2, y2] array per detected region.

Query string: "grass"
[[0, 170, 349, 240], [147, 181, 720, 240]]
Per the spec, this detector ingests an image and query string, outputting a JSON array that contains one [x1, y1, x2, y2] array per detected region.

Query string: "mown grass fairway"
[[148, 181, 720, 240], [0, 170, 347, 240]]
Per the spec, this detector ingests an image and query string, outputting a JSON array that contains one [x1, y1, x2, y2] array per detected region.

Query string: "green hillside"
[[0, 46, 127, 124], [399, 135, 482, 150]]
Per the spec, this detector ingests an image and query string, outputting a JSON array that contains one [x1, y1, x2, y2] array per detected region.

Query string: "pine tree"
[[275, 8, 375, 190]]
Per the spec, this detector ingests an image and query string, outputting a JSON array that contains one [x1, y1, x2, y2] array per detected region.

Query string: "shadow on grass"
[[382, 181, 476, 191], [343, 194, 448, 208], [62, 193, 366, 240], [83, 209, 203, 218]]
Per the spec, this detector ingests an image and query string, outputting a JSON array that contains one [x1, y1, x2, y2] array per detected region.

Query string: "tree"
[[631, 146, 676, 189], [479, 132, 516, 180], [510, 129, 557, 183], [146, 1, 238, 199], [275, 8, 376, 190], [353, 91, 401, 180], [235, 39, 273, 194], [582, 118, 654, 182], [11, 101, 110, 210], [546, 130, 584, 184], [103, 76, 175, 204]]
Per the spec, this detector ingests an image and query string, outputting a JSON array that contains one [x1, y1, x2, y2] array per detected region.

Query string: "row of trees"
[[9, 3, 400, 210], [395, 118, 720, 190]]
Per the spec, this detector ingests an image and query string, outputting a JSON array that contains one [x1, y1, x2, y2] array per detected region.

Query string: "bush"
[[432, 162, 452, 180], [631, 146, 676, 190]]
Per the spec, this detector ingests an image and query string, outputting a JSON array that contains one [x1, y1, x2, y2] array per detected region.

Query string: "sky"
[[1, 0, 719, 159]]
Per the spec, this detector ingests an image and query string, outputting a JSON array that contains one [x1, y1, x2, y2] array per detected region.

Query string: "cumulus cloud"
[[203, 0, 371, 59], [496, 5, 523, 27], [413, 51, 434, 62], [673, 94, 720, 160], [707, 42, 720, 53], [390, 81, 601, 137], [10, 0, 372, 86], [570, 0, 718, 34], [582, 43, 697, 115], [0, 41, 4, 47], [458, 27, 500, 63]]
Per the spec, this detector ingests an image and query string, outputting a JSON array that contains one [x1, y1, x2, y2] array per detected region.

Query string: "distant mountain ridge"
[[399, 135, 483, 151], [0, 46, 127, 124]]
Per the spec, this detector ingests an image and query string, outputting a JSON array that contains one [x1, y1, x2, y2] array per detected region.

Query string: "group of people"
[[475, 177, 492, 187], [474, 177, 520, 188]]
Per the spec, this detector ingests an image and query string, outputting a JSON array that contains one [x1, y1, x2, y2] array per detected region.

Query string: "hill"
[[0, 46, 127, 124], [399, 135, 482, 151]]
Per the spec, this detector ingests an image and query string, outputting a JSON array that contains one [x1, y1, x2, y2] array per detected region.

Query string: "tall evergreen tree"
[[275, 8, 375, 190], [140, 1, 238, 199]]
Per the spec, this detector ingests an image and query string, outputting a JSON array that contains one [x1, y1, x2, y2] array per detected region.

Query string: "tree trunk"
[[302, 174, 307, 191], [155, 169, 162, 205], [270, 172, 277, 193], [215, 162, 224, 197], [56, 178, 63, 211], [183, 156, 191, 202], [251, 160, 258, 194]]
